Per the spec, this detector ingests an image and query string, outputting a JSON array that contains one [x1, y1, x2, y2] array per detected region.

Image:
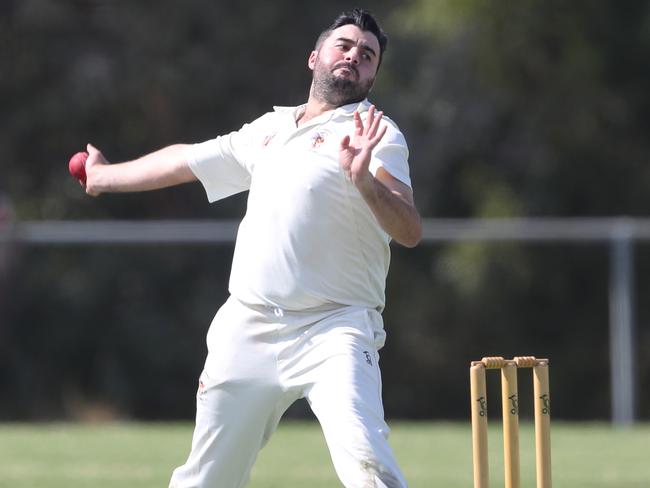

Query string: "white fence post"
[[609, 225, 636, 426]]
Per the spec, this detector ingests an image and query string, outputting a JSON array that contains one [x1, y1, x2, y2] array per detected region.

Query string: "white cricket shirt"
[[188, 100, 411, 311]]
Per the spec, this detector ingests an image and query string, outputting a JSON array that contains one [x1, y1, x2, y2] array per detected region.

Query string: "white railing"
[[1, 217, 645, 426]]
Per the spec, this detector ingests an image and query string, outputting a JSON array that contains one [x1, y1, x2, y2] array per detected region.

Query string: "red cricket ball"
[[68, 151, 88, 184]]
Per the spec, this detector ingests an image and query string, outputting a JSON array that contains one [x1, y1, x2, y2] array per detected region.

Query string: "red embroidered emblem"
[[262, 133, 276, 147], [311, 132, 326, 148]]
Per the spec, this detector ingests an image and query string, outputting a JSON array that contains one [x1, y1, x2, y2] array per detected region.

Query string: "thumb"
[[340, 134, 351, 150], [85, 143, 105, 167]]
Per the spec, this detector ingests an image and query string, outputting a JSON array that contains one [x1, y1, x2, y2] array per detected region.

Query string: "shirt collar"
[[272, 104, 306, 120], [334, 99, 372, 117], [273, 99, 372, 123]]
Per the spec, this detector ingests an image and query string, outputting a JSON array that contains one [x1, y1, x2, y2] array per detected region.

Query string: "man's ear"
[[307, 50, 318, 71]]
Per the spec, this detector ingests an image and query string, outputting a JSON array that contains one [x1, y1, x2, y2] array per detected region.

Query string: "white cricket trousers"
[[169, 296, 407, 488]]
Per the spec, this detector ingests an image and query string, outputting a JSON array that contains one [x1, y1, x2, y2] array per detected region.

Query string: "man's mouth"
[[333, 63, 358, 78]]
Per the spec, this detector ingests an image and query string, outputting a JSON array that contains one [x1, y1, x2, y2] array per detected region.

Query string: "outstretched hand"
[[339, 105, 387, 191]]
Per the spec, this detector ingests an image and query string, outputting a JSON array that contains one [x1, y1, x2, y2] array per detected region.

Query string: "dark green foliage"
[[1, 0, 649, 420]]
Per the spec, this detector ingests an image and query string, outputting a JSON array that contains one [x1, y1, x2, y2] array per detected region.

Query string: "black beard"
[[312, 64, 373, 107]]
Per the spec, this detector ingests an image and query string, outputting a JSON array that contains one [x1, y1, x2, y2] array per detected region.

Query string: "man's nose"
[[345, 48, 360, 64]]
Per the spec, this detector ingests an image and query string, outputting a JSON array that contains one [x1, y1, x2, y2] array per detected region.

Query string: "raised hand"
[[339, 105, 387, 191]]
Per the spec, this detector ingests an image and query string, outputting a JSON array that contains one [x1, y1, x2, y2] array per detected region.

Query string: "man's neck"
[[296, 95, 338, 126]]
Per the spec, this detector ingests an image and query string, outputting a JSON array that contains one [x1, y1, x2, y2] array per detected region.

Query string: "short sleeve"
[[368, 119, 411, 188], [187, 122, 257, 202]]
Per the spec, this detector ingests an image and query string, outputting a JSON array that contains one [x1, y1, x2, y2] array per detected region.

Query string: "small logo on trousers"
[[197, 379, 206, 400], [363, 351, 373, 366]]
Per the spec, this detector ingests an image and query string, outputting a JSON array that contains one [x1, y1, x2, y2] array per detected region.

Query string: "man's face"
[[309, 24, 381, 106]]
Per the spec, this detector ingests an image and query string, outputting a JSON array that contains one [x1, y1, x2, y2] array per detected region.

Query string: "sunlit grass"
[[0, 421, 648, 487]]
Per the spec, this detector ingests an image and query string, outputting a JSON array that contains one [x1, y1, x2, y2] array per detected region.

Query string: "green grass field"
[[1, 421, 648, 487]]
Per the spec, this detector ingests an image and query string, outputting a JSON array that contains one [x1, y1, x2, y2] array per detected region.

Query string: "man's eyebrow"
[[334, 37, 377, 58]]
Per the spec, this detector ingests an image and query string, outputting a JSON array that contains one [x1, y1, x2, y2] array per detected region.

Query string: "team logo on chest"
[[310, 129, 332, 150], [261, 132, 277, 148]]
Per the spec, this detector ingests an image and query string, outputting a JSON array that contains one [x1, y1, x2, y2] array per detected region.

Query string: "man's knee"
[[339, 456, 407, 488]]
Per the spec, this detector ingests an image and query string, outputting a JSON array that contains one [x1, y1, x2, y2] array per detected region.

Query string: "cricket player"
[[81, 8, 422, 488]]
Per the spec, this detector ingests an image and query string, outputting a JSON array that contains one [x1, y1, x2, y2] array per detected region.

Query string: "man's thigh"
[[170, 298, 296, 488], [299, 308, 407, 488]]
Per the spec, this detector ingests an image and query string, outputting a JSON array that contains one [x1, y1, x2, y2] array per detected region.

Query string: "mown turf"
[[0, 421, 648, 487]]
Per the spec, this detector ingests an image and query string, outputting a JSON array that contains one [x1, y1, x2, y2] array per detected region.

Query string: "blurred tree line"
[[1, 0, 649, 421]]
